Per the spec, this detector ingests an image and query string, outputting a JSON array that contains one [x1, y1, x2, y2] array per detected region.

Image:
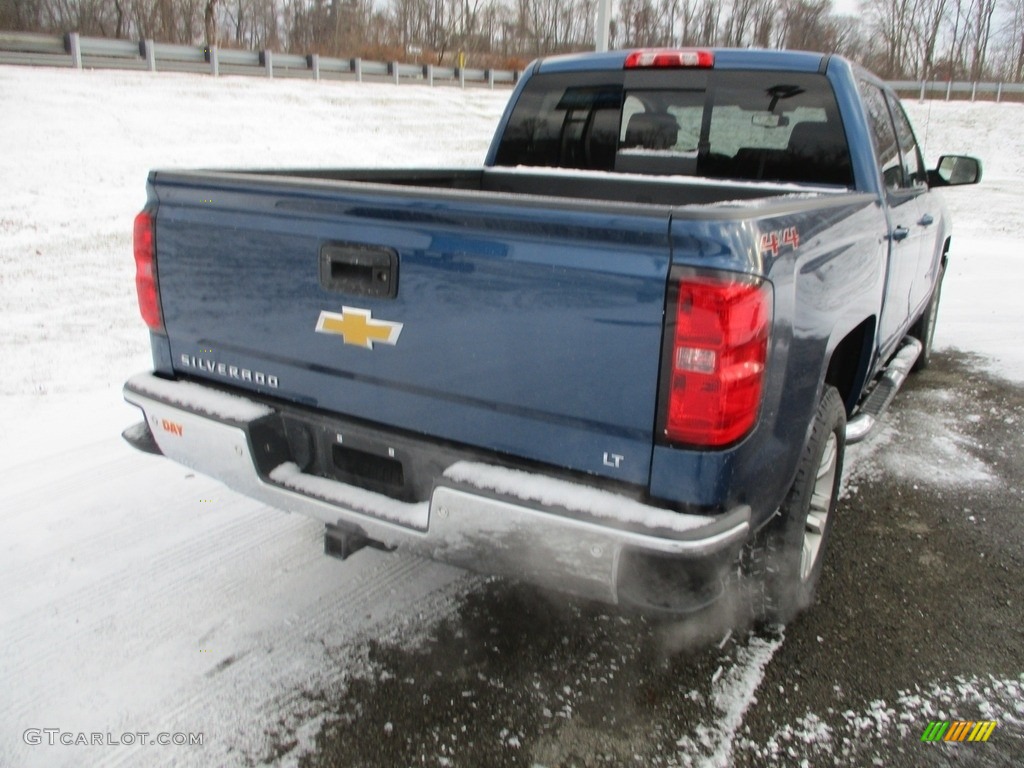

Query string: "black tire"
[[747, 386, 846, 623], [910, 264, 945, 372]]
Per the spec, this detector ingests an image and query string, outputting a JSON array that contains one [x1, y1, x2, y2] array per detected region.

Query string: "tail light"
[[624, 49, 714, 69], [133, 210, 163, 332], [659, 271, 772, 447]]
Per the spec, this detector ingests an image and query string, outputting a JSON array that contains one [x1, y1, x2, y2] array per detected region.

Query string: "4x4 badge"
[[315, 307, 403, 349]]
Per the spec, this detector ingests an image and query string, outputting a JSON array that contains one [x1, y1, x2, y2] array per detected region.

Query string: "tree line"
[[3, 0, 1024, 81]]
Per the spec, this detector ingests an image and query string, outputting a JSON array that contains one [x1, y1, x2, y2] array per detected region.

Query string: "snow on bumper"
[[123, 373, 750, 608]]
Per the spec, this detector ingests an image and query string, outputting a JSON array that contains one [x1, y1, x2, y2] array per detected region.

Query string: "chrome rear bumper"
[[123, 373, 750, 610]]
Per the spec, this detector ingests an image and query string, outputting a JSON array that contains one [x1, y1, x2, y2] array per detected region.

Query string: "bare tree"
[[1013, 0, 1024, 80], [719, 0, 779, 47], [204, 0, 218, 44], [945, 0, 973, 79], [750, 0, 776, 46], [651, 0, 723, 44], [968, 0, 998, 79], [910, 0, 947, 80], [619, 0, 668, 46], [866, 0, 916, 77]]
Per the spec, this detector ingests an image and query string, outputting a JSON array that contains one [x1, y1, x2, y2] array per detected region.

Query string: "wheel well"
[[825, 318, 875, 415]]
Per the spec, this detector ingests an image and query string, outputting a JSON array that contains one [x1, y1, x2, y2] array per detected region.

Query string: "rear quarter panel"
[[650, 194, 887, 523]]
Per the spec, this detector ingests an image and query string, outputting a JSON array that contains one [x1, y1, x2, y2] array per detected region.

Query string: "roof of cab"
[[535, 47, 831, 74]]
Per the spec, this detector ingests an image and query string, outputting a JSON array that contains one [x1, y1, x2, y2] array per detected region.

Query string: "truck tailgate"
[[151, 172, 672, 486]]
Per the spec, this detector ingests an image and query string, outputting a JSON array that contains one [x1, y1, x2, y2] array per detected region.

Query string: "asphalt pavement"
[[300, 351, 1023, 768]]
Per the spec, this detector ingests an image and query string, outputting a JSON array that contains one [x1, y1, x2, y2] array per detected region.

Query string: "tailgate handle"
[[319, 243, 398, 299]]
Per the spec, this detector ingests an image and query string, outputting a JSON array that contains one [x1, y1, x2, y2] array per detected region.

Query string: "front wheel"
[[747, 386, 846, 623]]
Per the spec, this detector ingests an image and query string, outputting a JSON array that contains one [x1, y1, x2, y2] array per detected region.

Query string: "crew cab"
[[122, 48, 980, 618]]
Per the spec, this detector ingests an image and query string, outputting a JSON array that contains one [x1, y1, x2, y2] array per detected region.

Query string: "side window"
[[859, 80, 902, 191], [887, 94, 926, 189]]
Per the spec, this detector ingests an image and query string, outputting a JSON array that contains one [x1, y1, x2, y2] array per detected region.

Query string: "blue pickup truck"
[[123, 48, 980, 620]]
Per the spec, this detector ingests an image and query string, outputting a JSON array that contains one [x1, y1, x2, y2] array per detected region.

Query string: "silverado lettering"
[[178, 355, 279, 388]]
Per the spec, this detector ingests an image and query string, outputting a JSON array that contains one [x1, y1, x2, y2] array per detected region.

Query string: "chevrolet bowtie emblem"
[[315, 307, 403, 349]]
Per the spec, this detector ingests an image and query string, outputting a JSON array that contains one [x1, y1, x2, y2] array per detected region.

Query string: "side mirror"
[[928, 155, 982, 187]]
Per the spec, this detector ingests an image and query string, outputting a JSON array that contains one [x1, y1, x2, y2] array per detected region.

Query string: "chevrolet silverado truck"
[[122, 48, 980, 619]]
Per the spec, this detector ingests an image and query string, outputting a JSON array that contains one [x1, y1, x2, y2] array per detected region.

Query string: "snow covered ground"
[[0, 66, 1022, 767], [0, 67, 507, 768], [907, 97, 1024, 381]]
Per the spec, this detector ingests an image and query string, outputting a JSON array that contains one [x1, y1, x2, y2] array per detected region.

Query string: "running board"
[[845, 337, 922, 444]]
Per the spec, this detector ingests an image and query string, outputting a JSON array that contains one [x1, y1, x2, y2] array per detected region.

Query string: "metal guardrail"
[[888, 79, 1024, 102], [0, 31, 521, 89], [4, 32, 1022, 100]]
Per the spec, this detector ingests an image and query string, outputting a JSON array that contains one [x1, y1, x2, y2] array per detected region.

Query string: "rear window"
[[493, 70, 852, 187]]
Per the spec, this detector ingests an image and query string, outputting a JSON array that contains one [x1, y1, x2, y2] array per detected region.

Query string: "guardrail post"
[[207, 46, 219, 77], [262, 50, 273, 78], [391, 60, 400, 85], [919, 81, 926, 102], [141, 39, 156, 71], [352, 57, 362, 82], [310, 53, 320, 81], [997, 82, 1003, 102], [971, 81, 977, 101], [458, 67, 465, 89], [66, 32, 82, 69], [945, 80, 952, 100], [424, 64, 433, 87], [487, 68, 494, 89]]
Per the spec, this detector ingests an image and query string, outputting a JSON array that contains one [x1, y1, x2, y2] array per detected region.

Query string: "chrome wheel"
[[746, 386, 845, 623]]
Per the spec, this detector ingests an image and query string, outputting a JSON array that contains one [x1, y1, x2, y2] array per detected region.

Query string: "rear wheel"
[[910, 264, 945, 372], [747, 386, 846, 623]]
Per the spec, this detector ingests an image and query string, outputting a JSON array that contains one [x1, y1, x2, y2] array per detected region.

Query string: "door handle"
[[319, 242, 399, 299], [918, 214, 934, 226], [891, 226, 910, 242]]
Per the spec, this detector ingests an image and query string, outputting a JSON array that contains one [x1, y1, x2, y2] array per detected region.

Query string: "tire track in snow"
[[1, 434, 476, 768], [2, 472, 305, 654], [2, 448, 313, 700], [0, 446, 199, 604], [1, 510, 319, 729], [671, 632, 786, 767], [93, 561, 478, 768]]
